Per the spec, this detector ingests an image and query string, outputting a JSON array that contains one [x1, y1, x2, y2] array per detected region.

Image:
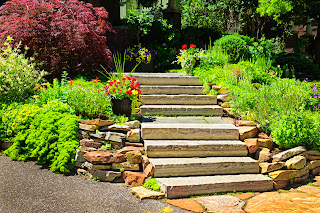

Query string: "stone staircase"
[[132, 73, 273, 199]]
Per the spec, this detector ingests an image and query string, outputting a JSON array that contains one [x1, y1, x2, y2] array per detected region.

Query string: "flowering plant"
[[176, 44, 204, 74], [104, 76, 141, 100], [125, 44, 157, 64]]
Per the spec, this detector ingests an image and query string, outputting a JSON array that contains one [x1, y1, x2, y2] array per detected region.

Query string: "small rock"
[[126, 151, 142, 164], [212, 85, 222, 90], [293, 174, 309, 184], [82, 161, 111, 172], [143, 163, 154, 177], [308, 155, 320, 160], [258, 132, 272, 140], [257, 138, 273, 149], [308, 160, 320, 170], [220, 94, 232, 102], [244, 138, 259, 154], [124, 120, 141, 129], [310, 166, 320, 177], [91, 170, 121, 182], [142, 155, 150, 170], [84, 151, 127, 164], [126, 129, 140, 142], [81, 119, 115, 127], [78, 130, 90, 139], [106, 124, 131, 131], [222, 117, 236, 125], [194, 195, 245, 213], [223, 108, 236, 117], [220, 102, 232, 108], [236, 120, 256, 126], [131, 186, 164, 200], [117, 146, 145, 155], [308, 150, 320, 156], [75, 149, 87, 166], [285, 156, 306, 170], [89, 132, 106, 139], [268, 166, 309, 181], [255, 148, 271, 162], [78, 146, 97, 152], [238, 126, 258, 141], [256, 124, 264, 132], [273, 180, 289, 190], [272, 146, 307, 162], [105, 132, 126, 143], [259, 162, 285, 173], [122, 171, 147, 187], [77, 168, 88, 175], [112, 162, 140, 171], [218, 87, 229, 94], [80, 139, 102, 149], [167, 199, 204, 212], [79, 123, 98, 131]]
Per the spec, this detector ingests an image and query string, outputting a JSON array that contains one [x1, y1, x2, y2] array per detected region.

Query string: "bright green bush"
[[214, 35, 249, 62], [143, 178, 161, 192], [3, 109, 80, 173], [270, 110, 320, 150], [0, 37, 46, 102]]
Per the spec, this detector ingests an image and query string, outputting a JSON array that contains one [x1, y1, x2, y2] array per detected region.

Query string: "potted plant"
[[102, 53, 141, 117]]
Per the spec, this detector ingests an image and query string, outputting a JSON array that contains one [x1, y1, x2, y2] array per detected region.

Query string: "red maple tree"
[[0, 0, 114, 77]]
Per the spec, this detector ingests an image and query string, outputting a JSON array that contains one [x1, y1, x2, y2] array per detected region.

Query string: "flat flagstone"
[[166, 199, 204, 212], [130, 186, 165, 200], [194, 195, 245, 213]]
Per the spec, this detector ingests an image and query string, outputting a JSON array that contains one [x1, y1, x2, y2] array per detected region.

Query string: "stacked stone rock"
[[75, 118, 154, 187]]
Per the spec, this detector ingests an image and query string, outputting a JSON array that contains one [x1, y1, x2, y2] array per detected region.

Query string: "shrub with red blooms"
[[104, 76, 141, 100], [0, 0, 114, 77]]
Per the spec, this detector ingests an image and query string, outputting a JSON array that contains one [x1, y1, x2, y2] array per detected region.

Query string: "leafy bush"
[[0, 0, 114, 77], [270, 110, 320, 150], [0, 37, 46, 102], [273, 53, 320, 80], [3, 110, 80, 173], [214, 35, 249, 62], [143, 178, 161, 192]]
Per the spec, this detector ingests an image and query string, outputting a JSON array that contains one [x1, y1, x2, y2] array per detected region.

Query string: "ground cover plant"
[[175, 33, 320, 151], [0, 0, 114, 77]]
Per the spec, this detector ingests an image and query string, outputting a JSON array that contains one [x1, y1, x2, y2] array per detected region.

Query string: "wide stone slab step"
[[141, 117, 239, 140], [149, 157, 259, 177], [156, 174, 273, 198], [140, 105, 223, 116], [140, 85, 206, 95], [144, 140, 248, 157], [128, 73, 202, 86], [140, 94, 217, 105]]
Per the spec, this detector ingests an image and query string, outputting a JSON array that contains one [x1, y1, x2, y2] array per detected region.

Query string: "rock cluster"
[[75, 119, 154, 187]]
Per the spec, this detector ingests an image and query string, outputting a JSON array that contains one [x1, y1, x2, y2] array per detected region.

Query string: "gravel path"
[[0, 154, 187, 213]]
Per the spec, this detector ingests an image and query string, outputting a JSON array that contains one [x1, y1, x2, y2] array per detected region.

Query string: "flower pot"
[[111, 98, 132, 118]]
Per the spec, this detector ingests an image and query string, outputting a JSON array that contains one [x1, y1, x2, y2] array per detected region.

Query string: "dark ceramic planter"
[[111, 98, 132, 118]]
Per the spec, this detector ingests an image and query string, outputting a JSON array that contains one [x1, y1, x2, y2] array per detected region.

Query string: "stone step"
[[141, 117, 239, 140], [140, 85, 206, 95], [129, 74, 202, 85], [144, 140, 247, 158], [140, 95, 217, 105], [149, 157, 259, 177], [140, 105, 223, 116], [156, 174, 273, 198]]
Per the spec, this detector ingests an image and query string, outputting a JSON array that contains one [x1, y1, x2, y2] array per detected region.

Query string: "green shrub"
[[0, 37, 46, 103], [143, 178, 161, 192], [3, 109, 80, 173], [274, 53, 320, 80], [214, 35, 249, 62], [270, 110, 320, 150]]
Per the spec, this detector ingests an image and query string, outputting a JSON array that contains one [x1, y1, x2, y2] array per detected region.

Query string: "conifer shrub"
[[0, 0, 114, 77]]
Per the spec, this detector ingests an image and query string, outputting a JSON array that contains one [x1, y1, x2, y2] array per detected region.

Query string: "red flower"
[[126, 90, 132, 96], [132, 77, 136, 82], [122, 77, 126, 81], [126, 76, 131, 80], [182, 44, 187, 50], [190, 44, 196, 48], [137, 89, 142, 95], [108, 82, 113, 86], [68, 79, 74, 85], [91, 77, 100, 84]]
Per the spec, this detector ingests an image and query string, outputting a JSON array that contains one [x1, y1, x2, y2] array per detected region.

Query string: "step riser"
[[140, 95, 217, 105], [140, 107, 223, 116], [142, 128, 239, 140], [152, 162, 259, 177], [141, 86, 205, 95], [145, 146, 247, 158], [132, 76, 202, 86], [158, 177, 273, 199]]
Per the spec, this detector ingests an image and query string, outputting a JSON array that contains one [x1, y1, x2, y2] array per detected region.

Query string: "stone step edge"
[[156, 174, 273, 198]]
